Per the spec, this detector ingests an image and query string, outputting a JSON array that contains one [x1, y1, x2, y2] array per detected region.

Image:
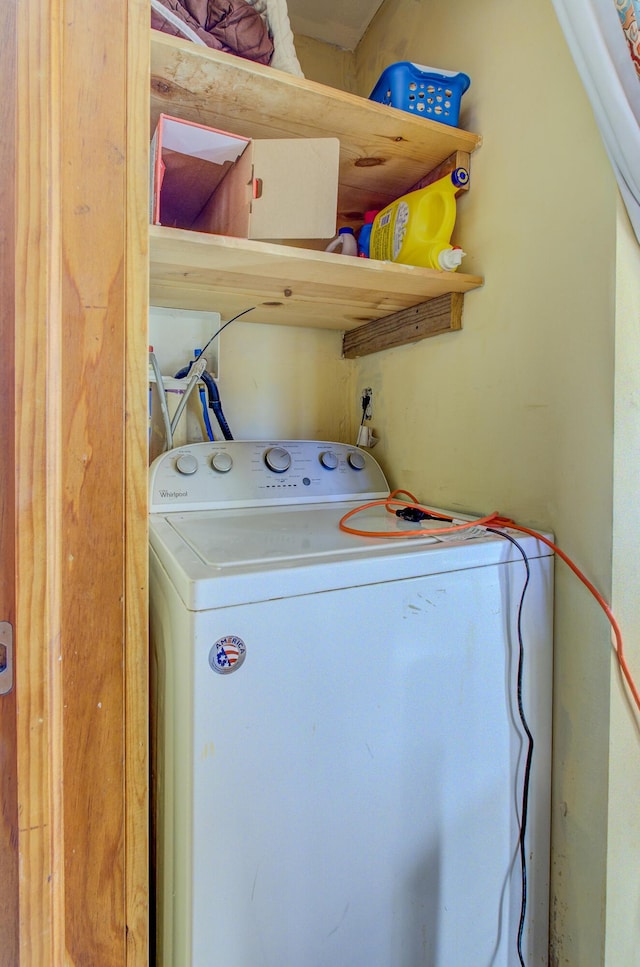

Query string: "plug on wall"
[[361, 387, 373, 421]]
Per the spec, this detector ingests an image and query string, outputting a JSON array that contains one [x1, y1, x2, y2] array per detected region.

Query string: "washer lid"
[[149, 501, 553, 612], [166, 502, 443, 568]]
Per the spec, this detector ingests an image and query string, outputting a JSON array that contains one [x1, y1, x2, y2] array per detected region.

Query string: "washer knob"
[[264, 446, 291, 473], [347, 450, 366, 471], [175, 453, 198, 475], [319, 450, 339, 470], [211, 451, 233, 473]]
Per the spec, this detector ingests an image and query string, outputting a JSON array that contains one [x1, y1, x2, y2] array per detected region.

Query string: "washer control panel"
[[149, 440, 390, 512]]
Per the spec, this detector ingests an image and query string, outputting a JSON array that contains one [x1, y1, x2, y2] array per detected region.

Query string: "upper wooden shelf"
[[150, 32, 482, 221]]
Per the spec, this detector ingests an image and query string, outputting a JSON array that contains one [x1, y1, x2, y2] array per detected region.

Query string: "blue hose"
[[201, 371, 234, 441], [199, 386, 215, 441]]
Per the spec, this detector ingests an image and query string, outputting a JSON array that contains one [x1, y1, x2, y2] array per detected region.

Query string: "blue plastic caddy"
[[369, 62, 470, 127]]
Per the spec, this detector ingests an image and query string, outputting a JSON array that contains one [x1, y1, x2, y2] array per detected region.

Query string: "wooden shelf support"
[[342, 292, 463, 358], [409, 151, 472, 194]]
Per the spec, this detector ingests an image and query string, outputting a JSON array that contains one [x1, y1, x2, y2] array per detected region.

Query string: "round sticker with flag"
[[209, 635, 247, 675]]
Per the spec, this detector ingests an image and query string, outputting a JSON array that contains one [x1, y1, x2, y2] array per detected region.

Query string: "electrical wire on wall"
[[173, 306, 258, 383], [198, 305, 257, 366]]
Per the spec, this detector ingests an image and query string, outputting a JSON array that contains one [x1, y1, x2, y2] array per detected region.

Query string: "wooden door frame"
[[0, 0, 19, 957], [8, 0, 149, 962]]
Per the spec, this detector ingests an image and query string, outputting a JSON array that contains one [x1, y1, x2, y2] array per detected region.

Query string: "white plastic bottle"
[[325, 227, 358, 256]]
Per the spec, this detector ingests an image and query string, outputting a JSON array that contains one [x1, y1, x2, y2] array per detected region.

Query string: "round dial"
[[264, 446, 292, 473], [319, 450, 339, 470], [347, 450, 366, 470], [175, 453, 198, 476], [211, 451, 233, 473]]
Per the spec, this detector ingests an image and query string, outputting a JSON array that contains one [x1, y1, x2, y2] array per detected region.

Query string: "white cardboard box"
[[150, 114, 339, 241]]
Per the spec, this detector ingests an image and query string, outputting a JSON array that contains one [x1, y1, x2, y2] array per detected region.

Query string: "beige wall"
[[360, 2, 640, 965], [218, 321, 351, 441], [298, 0, 639, 964], [352, 3, 618, 964], [294, 34, 358, 92]]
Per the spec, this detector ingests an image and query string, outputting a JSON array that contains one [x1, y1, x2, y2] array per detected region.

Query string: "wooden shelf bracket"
[[342, 292, 464, 358]]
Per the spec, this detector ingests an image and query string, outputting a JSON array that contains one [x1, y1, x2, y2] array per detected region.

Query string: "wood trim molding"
[[15, 0, 65, 959], [13, 0, 149, 963], [125, 3, 151, 964], [1, 0, 20, 958]]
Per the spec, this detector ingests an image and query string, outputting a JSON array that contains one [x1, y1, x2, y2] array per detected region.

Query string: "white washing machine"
[[149, 440, 553, 967]]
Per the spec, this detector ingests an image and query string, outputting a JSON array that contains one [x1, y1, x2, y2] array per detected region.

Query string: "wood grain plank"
[[59, 0, 129, 961], [15, 0, 64, 960], [409, 151, 472, 194], [343, 293, 464, 357], [125, 2, 151, 965], [15, 0, 147, 964], [148, 226, 483, 330], [149, 225, 481, 294], [0, 0, 19, 959]]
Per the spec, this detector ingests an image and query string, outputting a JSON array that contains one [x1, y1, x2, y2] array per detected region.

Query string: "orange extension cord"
[[339, 489, 640, 715]]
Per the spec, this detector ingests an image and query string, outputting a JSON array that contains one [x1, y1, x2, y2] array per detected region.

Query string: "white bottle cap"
[[438, 247, 466, 271]]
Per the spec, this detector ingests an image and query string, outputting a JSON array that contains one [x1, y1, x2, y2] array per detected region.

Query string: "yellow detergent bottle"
[[369, 167, 468, 270]]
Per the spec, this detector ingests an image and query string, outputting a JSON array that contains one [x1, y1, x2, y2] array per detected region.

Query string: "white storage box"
[[150, 114, 339, 241]]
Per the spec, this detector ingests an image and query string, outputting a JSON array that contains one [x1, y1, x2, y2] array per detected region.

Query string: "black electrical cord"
[[487, 526, 532, 967], [174, 306, 258, 380], [396, 507, 454, 524], [171, 307, 256, 440], [199, 305, 257, 361], [360, 391, 370, 429]]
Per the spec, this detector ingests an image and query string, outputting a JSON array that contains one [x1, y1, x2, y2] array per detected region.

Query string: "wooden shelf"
[[149, 32, 484, 348], [149, 225, 483, 330], [150, 32, 482, 223]]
